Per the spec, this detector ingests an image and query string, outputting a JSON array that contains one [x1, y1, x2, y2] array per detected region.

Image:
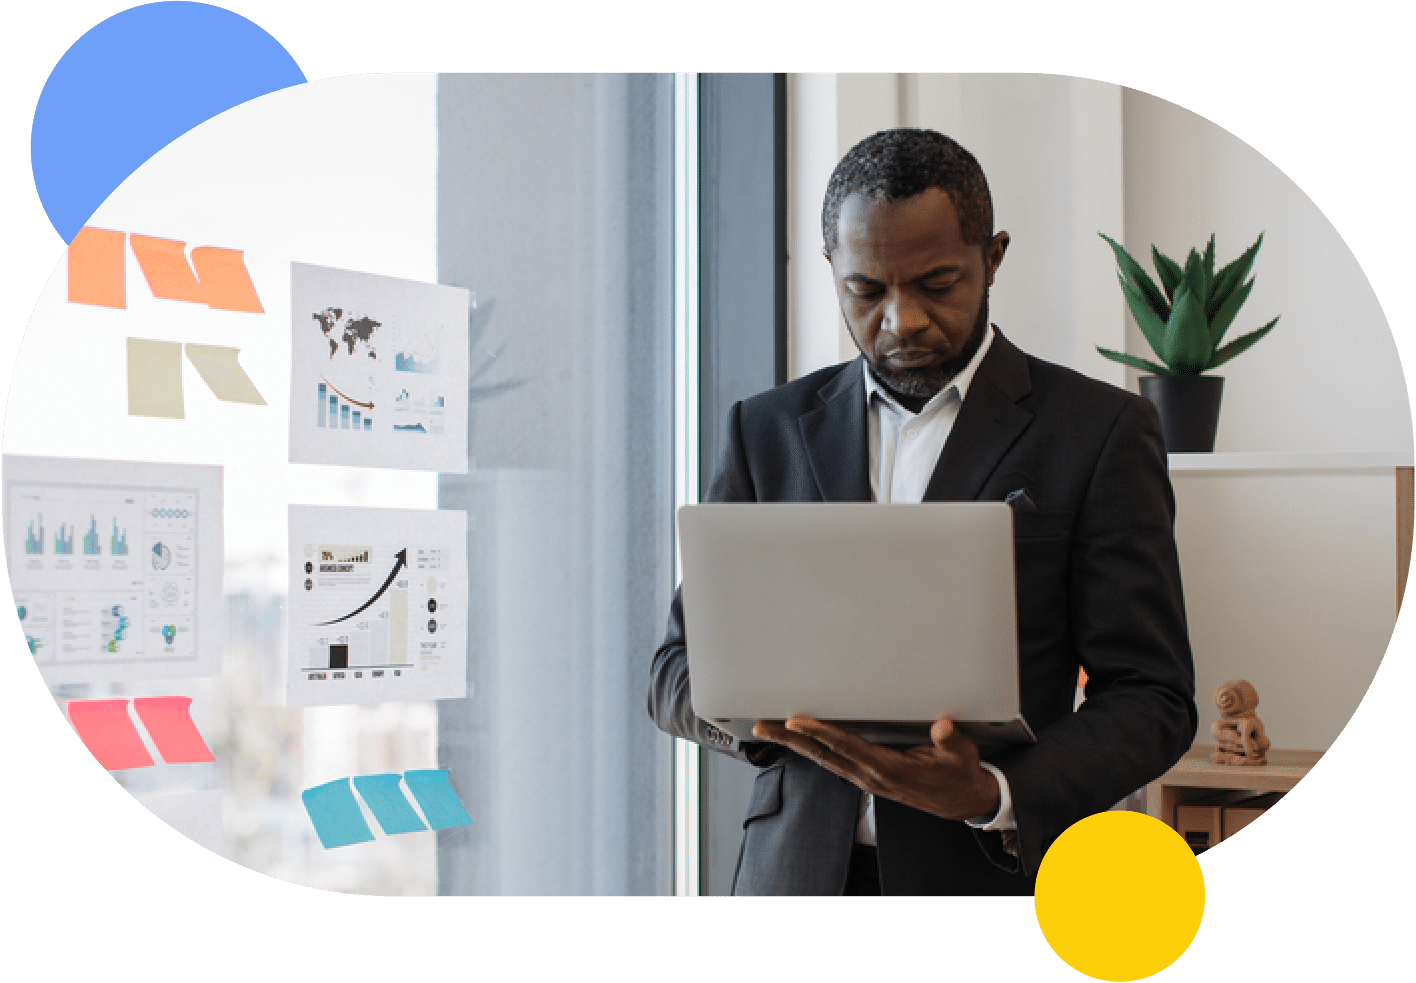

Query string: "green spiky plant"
[[1096, 232, 1280, 375]]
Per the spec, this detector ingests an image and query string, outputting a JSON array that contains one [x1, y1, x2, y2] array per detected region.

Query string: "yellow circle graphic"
[[1034, 811, 1205, 981]]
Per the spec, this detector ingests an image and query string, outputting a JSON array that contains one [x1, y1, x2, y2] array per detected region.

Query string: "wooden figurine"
[[1210, 679, 1271, 766]]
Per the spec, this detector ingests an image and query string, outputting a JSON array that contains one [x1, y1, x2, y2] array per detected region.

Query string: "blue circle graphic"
[[31, 2, 305, 243]]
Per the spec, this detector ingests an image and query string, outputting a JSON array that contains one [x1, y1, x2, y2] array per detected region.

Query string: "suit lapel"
[[799, 359, 872, 503], [923, 328, 1035, 502]]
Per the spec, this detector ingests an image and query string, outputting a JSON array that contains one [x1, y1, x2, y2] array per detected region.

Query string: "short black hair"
[[821, 128, 994, 255]]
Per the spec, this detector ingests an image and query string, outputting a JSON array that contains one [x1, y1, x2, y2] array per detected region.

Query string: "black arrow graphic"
[[315, 548, 407, 626]]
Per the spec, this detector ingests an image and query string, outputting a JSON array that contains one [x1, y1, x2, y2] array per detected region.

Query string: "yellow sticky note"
[[127, 338, 185, 418], [185, 343, 266, 405]]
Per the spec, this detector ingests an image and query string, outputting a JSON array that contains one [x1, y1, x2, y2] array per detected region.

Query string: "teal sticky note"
[[352, 773, 428, 835], [302, 778, 374, 848], [403, 769, 473, 831]]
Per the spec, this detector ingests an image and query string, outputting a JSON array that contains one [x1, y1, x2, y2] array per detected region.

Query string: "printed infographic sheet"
[[287, 504, 467, 707], [288, 262, 469, 473], [3, 455, 224, 684]]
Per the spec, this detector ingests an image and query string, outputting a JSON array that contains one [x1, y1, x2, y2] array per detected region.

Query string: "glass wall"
[[5, 72, 676, 896], [435, 74, 677, 895]]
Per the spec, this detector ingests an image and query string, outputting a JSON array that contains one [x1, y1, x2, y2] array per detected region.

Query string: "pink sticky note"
[[68, 700, 153, 771], [132, 696, 216, 765]]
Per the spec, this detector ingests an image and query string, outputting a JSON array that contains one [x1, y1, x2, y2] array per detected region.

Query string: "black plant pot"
[[1138, 375, 1224, 453]]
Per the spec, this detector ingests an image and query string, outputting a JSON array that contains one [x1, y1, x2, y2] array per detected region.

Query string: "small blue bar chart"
[[111, 518, 129, 556], [25, 515, 43, 555], [19, 510, 132, 557], [394, 351, 437, 373], [319, 381, 372, 433], [82, 516, 101, 556]]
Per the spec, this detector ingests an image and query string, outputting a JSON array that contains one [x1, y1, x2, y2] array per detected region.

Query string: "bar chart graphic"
[[3, 457, 218, 685], [288, 505, 466, 705], [290, 263, 468, 472], [25, 515, 43, 554], [393, 322, 441, 375], [318, 380, 374, 433], [394, 351, 437, 373], [83, 516, 102, 556]]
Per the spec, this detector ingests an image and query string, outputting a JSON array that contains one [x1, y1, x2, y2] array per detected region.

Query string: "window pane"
[[434, 74, 676, 895]]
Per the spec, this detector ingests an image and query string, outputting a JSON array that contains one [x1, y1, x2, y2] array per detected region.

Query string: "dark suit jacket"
[[648, 329, 1197, 895]]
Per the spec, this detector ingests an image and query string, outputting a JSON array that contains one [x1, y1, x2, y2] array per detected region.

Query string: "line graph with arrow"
[[287, 505, 467, 708], [315, 548, 406, 626]]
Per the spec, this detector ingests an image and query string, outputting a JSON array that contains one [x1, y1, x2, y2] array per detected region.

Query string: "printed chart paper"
[[287, 504, 467, 706], [289, 262, 469, 472], [4, 455, 224, 684]]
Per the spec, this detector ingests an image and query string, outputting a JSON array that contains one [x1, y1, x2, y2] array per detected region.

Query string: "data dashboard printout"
[[287, 505, 467, 707], [3, 455, 223, 684], [289, 262, 470, 473]]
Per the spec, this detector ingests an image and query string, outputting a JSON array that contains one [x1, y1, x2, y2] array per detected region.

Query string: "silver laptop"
[[678, 503, 1035, 746]]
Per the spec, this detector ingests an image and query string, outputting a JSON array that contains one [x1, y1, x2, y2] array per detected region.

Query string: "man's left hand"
[[752, 716, 1001, 822]]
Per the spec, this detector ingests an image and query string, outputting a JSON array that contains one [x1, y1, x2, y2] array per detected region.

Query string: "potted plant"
[[1096, 232, 1280, 452]]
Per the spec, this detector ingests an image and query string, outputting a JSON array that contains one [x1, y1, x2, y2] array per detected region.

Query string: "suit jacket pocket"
[[743, 763, 785, 827], [1013, 509, 1072, 542]]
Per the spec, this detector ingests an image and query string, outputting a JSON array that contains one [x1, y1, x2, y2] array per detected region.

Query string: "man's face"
[[828, 187, 1009, 400]]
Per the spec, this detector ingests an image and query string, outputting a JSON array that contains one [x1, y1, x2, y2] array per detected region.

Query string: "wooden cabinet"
[[1146, 745, 1322, 831]]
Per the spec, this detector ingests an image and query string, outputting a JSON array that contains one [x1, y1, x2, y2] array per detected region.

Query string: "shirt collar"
[[862, 322, 995, 417]]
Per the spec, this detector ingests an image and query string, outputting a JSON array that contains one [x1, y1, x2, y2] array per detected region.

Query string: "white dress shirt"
[[854, 322, 1017, 845]]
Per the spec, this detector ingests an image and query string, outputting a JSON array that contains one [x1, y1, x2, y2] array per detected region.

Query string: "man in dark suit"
[[648, 128, 1196, 895]]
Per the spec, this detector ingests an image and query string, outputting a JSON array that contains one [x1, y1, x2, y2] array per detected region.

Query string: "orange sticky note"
[[68, 700, 153, 771], [68, 226, 126, 308], [191, 247, 264, 313], [132, 696, 216, 764], [130, 234, 207, 304]]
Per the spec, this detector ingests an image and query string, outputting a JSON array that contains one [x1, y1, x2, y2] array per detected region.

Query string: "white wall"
[[1123, 87, 1412, 454], [787, 76, 1412, 459], [912, 74, 1127, 385], [785, 74, 843, 381], [1172, 463, 1399, 751]]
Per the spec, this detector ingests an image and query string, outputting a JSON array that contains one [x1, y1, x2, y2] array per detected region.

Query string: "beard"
[[868, 292, 990, 402]]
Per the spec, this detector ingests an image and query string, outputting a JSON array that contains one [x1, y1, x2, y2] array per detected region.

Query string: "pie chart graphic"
[[151, 542, 172, 571]]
